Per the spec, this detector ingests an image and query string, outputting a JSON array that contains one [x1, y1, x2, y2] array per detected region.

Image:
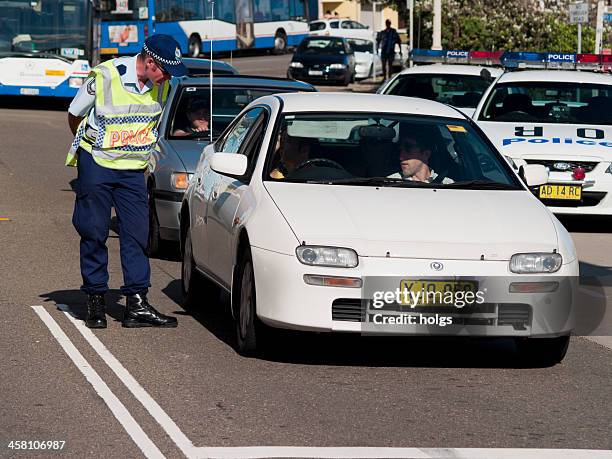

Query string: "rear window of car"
[[309, 21, 325, 31], [384, 74, 492, 108], [479, 81, 612, 125]]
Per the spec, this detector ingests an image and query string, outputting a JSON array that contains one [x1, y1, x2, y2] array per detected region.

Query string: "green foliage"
[[384, 0, 610, 53]]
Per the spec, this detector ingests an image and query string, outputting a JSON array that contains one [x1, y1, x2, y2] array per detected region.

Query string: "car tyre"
[[515, 335, 570, 366], [188, 34, 201, 58], [181, 229, 211, 310], [235, 249, 268, 355], [147, 187, 163, 257], [273, 30, 287, 55]]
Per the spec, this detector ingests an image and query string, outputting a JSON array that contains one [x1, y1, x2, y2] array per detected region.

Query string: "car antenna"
[[208, 0, 215, 143]]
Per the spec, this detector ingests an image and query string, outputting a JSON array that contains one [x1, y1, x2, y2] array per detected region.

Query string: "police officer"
[[66, 35, 186, 329]]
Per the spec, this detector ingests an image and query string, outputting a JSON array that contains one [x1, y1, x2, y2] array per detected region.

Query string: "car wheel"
[[181, 229, 208, 310], [188, 34, 201, 58], [273, 30, 287, 55], [147, 187, 162, 257], [235, 249, 267, 355], [515, 335, 570, 366]]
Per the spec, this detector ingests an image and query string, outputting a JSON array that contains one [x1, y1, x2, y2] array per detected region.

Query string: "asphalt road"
[[0, 54, 611, 458]]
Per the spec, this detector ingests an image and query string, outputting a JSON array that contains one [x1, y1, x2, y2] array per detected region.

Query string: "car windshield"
[[297, 37, 345, 54], [0, 0, 89, 57], [265, 113, 522, 189], [347, 38, 374, 53], [383, 74, 493, 108], [479, 81, 612, 125], [170, 86, 293, 139]]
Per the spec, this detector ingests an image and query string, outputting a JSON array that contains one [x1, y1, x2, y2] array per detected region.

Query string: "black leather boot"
[[85, 294, 107, 329], [122, 293, 178, 328]]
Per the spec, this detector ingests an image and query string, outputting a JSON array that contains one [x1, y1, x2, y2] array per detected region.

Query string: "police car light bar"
[[469, 51, 503, 66], [501, 52, 547, 69], [410, 49, 446, 63]]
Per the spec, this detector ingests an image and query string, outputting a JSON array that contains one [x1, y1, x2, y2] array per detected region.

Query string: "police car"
[[474, 54, 612, 215], [378, 50, 504, 117]]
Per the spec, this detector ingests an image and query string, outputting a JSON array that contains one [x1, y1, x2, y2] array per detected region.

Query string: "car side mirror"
[[210, 153, 248, 177], [519, 164, 548, 187]]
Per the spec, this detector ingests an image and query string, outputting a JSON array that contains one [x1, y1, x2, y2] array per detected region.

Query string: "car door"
[[206, 106, 269, 287]]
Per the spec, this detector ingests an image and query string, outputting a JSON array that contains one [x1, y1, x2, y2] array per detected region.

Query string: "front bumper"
[[251, 247, 578, 337], [289, 67, 350, 84], [154, 190, 183, 241]]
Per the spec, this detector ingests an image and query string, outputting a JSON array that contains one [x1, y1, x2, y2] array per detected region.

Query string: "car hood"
[[477, 122, 612, 160], [265, 183, 558, 260], [294, 53, 348, 66], [166, 139, 210, 172]]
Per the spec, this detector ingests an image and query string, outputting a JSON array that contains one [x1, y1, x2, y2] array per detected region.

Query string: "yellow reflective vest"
[[66, 60, 169, 170]]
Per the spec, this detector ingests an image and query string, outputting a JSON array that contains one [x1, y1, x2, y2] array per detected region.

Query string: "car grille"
[[525, 159, 598, 172], [498, 304, 531, 330], [332, 299, 365, 322]]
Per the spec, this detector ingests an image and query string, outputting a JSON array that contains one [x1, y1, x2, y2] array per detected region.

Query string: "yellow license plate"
[[398, 280, 478, 306], [539, 184, 582, 200]]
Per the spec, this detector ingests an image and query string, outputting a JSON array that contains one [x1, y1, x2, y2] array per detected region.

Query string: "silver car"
[[147, 75, 316, 255]]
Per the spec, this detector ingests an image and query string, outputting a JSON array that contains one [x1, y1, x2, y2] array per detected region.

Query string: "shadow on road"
[[160, 279, 566, 369], [0, 96, 69, 111], [39, 289, 126, 323], [557, 215, 612, 233]]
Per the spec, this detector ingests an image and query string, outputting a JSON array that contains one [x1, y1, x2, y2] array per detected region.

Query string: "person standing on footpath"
[[66, 34, 187, 329], [376, 19, 401, 81]]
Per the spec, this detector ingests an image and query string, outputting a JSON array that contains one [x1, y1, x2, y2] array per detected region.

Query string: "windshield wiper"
[[444, 180, 520, 190], [307, 177, 436, 187]]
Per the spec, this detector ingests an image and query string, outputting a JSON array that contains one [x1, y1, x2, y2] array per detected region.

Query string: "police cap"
[[142, 34, 187, 77]]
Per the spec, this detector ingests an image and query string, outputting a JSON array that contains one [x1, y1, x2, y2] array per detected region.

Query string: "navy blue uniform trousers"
[[72, 148, 150, 295]]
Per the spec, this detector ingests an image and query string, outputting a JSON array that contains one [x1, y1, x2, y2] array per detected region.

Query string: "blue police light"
[[501, 52, 547, 69], [411, 49, 446, 63]]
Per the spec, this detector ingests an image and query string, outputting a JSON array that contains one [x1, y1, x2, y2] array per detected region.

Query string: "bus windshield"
[[99, 0, 147, 21], [0, 0, 89, 58]]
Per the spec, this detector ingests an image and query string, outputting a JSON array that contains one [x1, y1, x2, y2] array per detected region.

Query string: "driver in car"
[[270, 132, 311, 179], [388, 131, 454, 184], [172, 98, 210, 136]]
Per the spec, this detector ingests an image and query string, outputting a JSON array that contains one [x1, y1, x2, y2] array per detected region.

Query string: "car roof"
[[310, 18, 353, 24], [494, 70, 612, 85], [175, 75, 316, 91], [182, 58, 238, 75], [268, 92, 465, 118], [398, 64, 503, 77]]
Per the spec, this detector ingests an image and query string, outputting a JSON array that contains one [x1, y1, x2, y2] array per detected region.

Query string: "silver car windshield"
[[479, 82, 612, 125], [265, 113, 522, 189]]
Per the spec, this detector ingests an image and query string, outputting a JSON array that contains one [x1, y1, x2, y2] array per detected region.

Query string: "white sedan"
[[378, 64, 503, 117], [473, 70, 612, 215], [346, 38, 383, 80], [181, 93, 578, 364]]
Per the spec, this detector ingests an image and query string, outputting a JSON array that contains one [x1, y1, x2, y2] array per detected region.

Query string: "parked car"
[[146, 75, 316, 255], [309, 18, 375, 41], [378, 64, 503, 116], [182, 58, 239, 76], [347, 38, 382, 80], [181, 92, 577, 365], [288, 36, 356, 86]]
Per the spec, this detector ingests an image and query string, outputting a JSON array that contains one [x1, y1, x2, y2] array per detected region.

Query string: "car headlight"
[[171, 172, 193, 190], [509, 253, 562, 274], [329, 63, 347, 69], [290, 62, 304, 68], [296, 246, 358, 268], [69, 77, 86, 88]]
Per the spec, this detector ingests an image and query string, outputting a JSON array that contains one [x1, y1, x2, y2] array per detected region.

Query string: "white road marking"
[[584, 336, 612, 351], [52, 305, 612, 459], [31, 306, 165, 459], [57, 304, 196, 458], [190, 447, 612, 459]]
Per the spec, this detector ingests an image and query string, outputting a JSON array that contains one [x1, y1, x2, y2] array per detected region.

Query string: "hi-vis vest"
[[66, 60, 169, 170]]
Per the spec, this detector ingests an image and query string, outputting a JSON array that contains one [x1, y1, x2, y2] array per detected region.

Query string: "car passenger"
[[270, 131, 311, 179], [172, 99, 210, 136], [388, 130, 454, 183]]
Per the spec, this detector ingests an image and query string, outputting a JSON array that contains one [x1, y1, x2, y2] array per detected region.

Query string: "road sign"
[[569, 3, 589, 24]]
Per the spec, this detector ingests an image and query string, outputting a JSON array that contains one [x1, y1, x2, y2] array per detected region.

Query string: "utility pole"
[[407, 0, 414, 66], [595, 0, 605, 54], [432, 0, 442, 50]]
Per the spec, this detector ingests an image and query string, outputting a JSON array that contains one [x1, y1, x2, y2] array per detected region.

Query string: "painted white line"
[[57, 304, 196, 458], [584, 336, 612, 351], [31, 306, 165, 459], [53, 305, 612, 459], [189, 447, 612, 459]]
